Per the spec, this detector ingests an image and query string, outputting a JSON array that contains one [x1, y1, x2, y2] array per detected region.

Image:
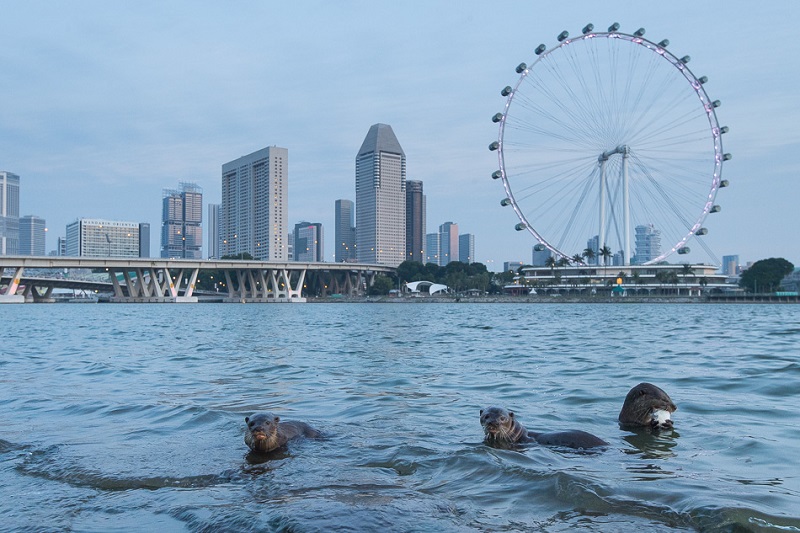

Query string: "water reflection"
[[621, 426, 680, 459]]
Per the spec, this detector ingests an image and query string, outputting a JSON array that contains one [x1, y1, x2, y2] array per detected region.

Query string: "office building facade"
[[0, 171, 20, 255], [532, 246, 551, 266], [459, 233, 475, 264], [634, 224, 661, 264], [405, 180, 426, 263], [586, 235, 599, 265], [335, 199, 356, 262], [161, 182, 203, 259], [19, 215, 46, 256], [721, 255, 739, 276], [426, 232, 440, 266], [293, 221, 324, 262], [208, 204, 220, 259], [438, 221, 459, 265], [356, 124, 406, 266], [65, 218, 146, 258], [221, 146, 288, 260]]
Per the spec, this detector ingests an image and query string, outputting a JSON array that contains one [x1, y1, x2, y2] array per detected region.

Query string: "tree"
[[368, 274, 394, 295], [680, 263, 694, 281], [545, 256, 557, 269], [571, 253, 584, 265], [582, 247, 596, 263], [396, 260, 426, 285], [739, 258, 794, 293], [599, 246, 612, 266]]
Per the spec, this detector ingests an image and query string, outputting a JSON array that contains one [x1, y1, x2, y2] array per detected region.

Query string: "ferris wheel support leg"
[[599, 159, 606, 258], [623, 146, 630, 266]]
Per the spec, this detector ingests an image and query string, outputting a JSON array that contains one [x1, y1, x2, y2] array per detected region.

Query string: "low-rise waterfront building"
[[514, 263, 728, 296]]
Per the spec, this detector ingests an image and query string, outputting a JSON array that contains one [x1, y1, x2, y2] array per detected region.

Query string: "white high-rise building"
[[356, 124, 406, 266], [221, 146, 288, 260], [0, 171, 20, 255]]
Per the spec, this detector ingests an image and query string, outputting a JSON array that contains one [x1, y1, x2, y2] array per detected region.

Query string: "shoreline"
[[303, 294, 800, 304]]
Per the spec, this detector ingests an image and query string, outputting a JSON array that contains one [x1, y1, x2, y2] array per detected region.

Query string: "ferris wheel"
[[489, 23, 730, 266]]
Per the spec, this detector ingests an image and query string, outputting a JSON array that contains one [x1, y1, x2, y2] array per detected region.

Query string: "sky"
[[2, 1, 798, 270]]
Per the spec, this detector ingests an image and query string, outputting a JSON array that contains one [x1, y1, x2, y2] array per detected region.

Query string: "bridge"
[[0, 256, 394, 303]]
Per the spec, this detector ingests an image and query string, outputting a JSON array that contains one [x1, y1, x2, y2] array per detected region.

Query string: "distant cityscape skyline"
[[2, 163, 762, 276]]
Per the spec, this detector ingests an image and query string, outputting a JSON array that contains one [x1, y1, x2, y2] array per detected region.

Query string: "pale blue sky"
[[2, 1, 798, 269]]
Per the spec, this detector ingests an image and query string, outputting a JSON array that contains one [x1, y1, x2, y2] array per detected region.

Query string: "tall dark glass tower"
[[405, 180, 425, 263], [335, 199, 356, 262]]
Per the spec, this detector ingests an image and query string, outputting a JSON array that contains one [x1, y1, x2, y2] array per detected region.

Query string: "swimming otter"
[[480, 406, 607, 449], [244, 412, 321, 453], [618, 383, 676, 430]]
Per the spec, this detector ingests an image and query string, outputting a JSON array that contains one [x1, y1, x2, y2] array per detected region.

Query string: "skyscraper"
[[208, 204, 220, 259], [532, 246, 551, 266], [405, 180, 426, 263], [0, 171, 20, 255], [19, 215, 46, 256], [293, 221, 324, 262], [356, 124, 406, 266], [334, 199, 356, 262], [438, 221, 459, 265], [586, 235, 599, 265], [139, 223, 150, 258], [221, 146, 288, 260], [426, 232, 440, 266], [161, 182, 202, 259], [459, 233, 475, 264], [721, 255, 739, 276], [634, 224, 661, 264]]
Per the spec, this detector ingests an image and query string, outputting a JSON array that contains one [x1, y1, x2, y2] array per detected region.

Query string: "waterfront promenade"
[[0, 256, 393, 303]]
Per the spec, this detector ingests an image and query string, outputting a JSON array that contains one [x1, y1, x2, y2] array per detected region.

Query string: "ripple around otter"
[[2, 302, 800, 531]]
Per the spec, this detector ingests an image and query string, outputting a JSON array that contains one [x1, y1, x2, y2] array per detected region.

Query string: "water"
[[1, 302, 799, 532]]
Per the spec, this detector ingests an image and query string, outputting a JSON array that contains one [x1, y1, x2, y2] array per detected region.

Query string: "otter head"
[[244, 412, 281, 452], [480, 406, 519, 442], [619, 383, 677, 430]]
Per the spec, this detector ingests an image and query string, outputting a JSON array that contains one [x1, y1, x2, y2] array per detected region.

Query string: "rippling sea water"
[[1, 302, 799, 532]]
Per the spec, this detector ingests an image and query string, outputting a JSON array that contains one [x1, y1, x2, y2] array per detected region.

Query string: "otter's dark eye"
[[500, 416, 507, 422]]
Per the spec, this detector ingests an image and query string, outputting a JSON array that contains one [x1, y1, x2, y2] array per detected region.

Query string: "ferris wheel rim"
[[494, 28, 726, 265]]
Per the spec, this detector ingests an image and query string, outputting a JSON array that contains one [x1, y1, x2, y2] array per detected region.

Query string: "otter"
[[618, 382, 676, 430], [480, 406, 607, 449], [244, 412, 321, 453]]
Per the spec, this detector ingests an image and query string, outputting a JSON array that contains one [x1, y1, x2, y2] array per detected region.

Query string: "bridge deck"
[[1, 256, 394, 303]]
